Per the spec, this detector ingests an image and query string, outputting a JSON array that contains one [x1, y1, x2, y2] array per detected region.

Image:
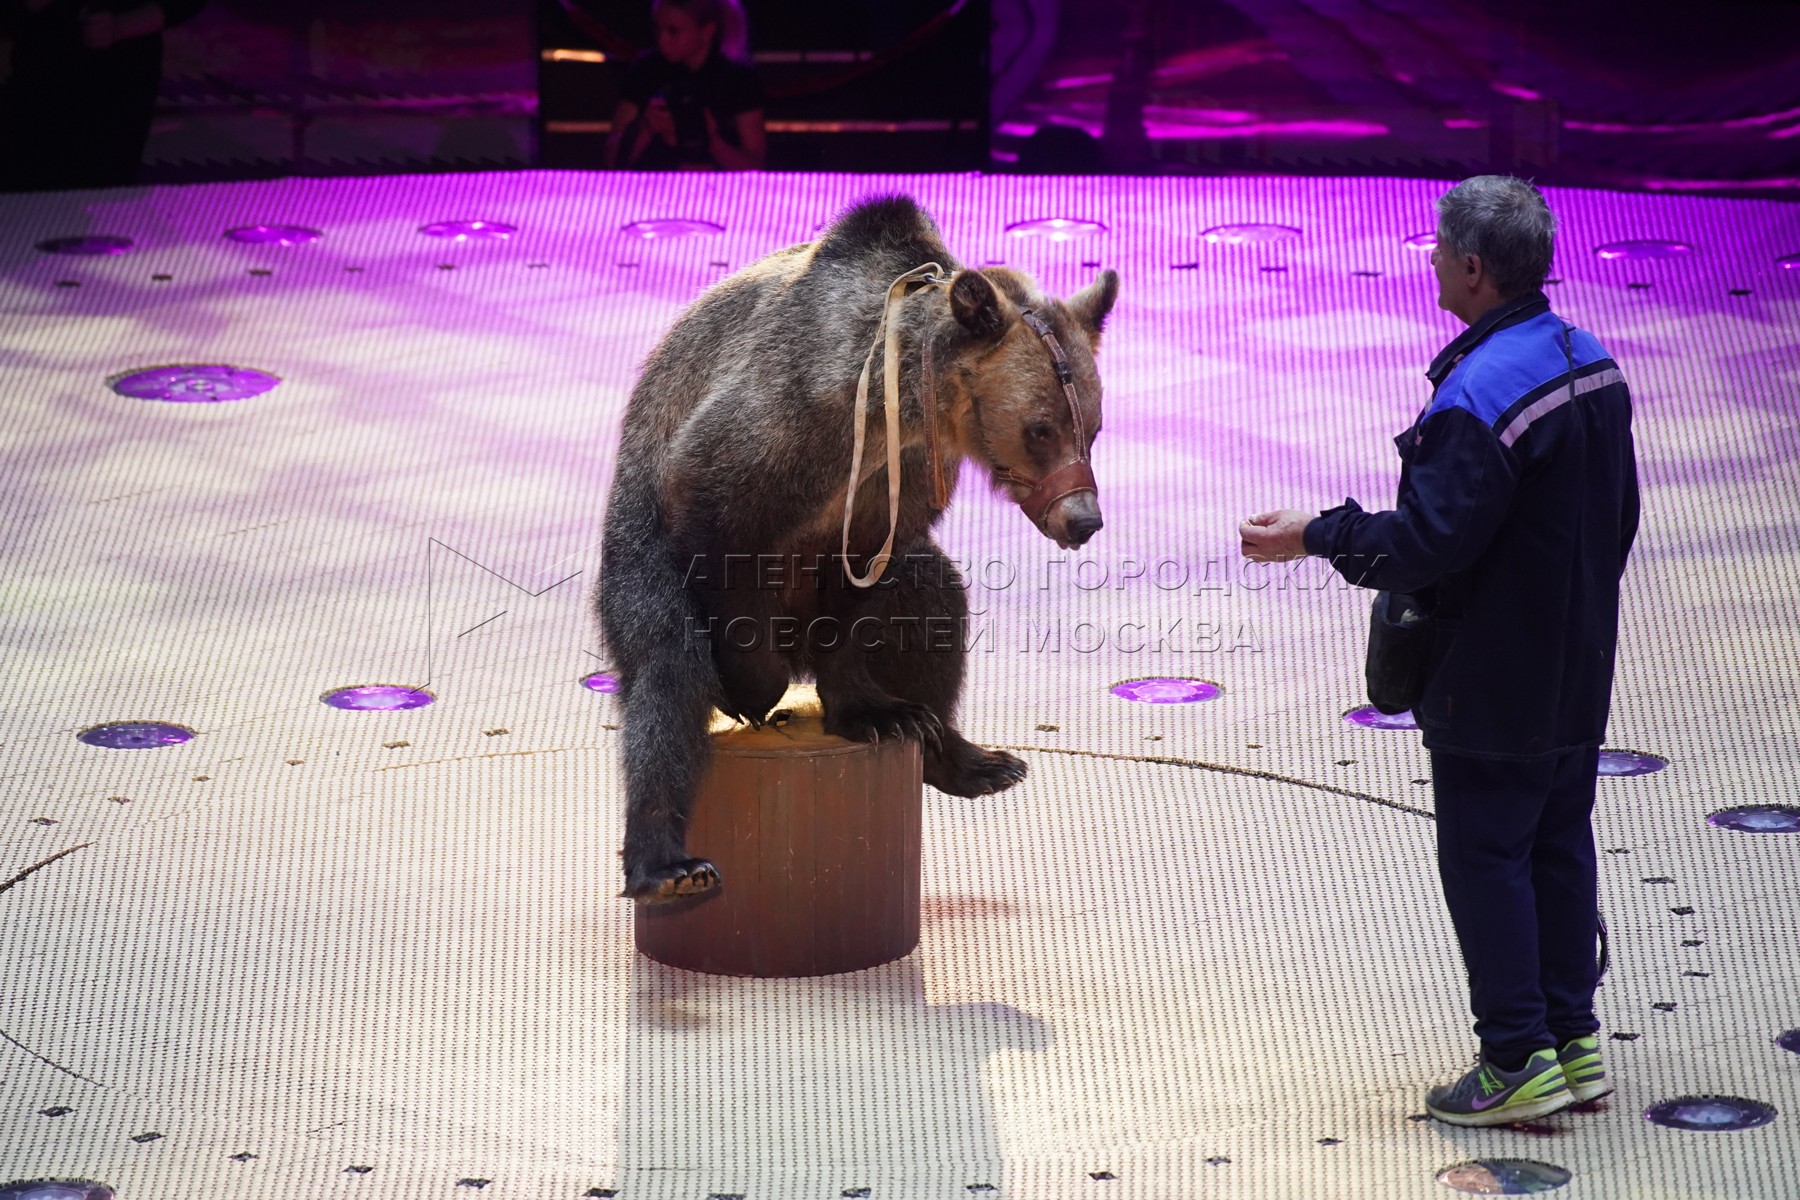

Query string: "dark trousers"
[[1431, 744, 1602, 1063]]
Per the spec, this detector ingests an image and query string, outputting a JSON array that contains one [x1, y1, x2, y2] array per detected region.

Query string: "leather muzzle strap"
[[1012, 459, 1097, 527]]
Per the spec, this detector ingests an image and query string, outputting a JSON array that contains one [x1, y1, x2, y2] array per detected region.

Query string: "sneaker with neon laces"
[[1425, 1048, 1574, 1127], [1557, 1035, 1612, 1102]]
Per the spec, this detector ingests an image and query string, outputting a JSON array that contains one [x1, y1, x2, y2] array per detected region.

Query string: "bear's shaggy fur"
[[597, 194, 1118, 903]]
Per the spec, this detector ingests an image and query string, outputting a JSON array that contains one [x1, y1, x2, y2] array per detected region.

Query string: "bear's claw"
[[623, 858, 721, 904], [824, 699, 944, 753]]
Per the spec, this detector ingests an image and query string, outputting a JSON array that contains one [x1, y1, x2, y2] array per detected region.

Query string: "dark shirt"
[[618, 48, 762, 169], [1305, 292, 1641, 760]]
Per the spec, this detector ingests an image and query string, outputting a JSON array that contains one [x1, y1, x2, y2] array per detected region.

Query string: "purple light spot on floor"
[[1707, 804, 1800, 833], [1403, 232, 1437, 251], [76, 722, 194, 750], [224, 225, 321, 246], [109, 365, 281, 403], [1005, 217, 1108, 240], [322, 685, 435, 711], [583, 672, 621, 694], [622, 218, 725, 239], [1202, 224, 1300, 246], [1344, 706, 1417, 730], [1779, 253, 1800, 270], [36, 236, 133, 255], [1435, 1159, 1571, 1194], [1110, 678, 1221, 704], [1598, 750, 1666, 777], [1594, 240, 1692, 260], [1643, 1096, 1776, 1131], [419, 220, 516, 240], [1777, 1029, 1800, 1054]]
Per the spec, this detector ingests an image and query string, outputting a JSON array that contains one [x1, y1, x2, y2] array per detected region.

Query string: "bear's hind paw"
[[622, 858, 721, 904]]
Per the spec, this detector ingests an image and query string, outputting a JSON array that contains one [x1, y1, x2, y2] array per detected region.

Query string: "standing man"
[[1239, 176, 1640, 1127]]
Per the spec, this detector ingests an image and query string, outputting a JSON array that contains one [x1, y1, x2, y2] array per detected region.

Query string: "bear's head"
[[945, 266, 1118, 550]]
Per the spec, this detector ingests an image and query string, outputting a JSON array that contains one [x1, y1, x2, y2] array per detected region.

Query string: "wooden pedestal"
[[633, 684, 924, 978]]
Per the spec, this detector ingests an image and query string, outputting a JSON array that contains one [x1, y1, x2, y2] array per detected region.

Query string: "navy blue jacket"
[[1304, 292, 1640, 760]]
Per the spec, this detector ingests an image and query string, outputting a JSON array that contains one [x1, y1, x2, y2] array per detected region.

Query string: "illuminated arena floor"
[[2, 171, 1797, 1200]]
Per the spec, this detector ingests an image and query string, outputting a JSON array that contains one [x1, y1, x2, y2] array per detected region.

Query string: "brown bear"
[[597, 194, 1118, 903]]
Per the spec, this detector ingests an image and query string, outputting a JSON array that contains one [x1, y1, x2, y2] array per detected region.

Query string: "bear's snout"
[[1046, 491, 1104, 550], [1065, 510, 1104, 546]]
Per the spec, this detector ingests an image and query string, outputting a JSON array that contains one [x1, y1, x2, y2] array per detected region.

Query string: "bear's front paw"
[[823, 699, 943, 752], [622, 857, 721, 904], [927, 746, 1028, 797]]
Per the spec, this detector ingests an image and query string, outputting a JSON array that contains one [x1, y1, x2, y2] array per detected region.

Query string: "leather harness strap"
[[919, 335, 950, 511], [842, 262, 945, 588]]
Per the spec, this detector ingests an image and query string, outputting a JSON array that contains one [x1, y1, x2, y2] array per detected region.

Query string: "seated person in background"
[[604, 0, 765, 171]]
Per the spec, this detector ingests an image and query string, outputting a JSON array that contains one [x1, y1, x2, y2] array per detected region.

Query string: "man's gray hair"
[[1435, 176, 1557, 298]]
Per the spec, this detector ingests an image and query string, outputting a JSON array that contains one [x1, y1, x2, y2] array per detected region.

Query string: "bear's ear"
[[1067, 269, 1119, 338], [949, 268, 1011, 339]]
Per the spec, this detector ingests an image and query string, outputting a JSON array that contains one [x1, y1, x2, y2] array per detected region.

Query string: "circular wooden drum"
[[632, 684, 924, 977]]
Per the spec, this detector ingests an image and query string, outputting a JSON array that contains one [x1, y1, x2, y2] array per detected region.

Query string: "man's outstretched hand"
[[1239, 509, 1313, 563]]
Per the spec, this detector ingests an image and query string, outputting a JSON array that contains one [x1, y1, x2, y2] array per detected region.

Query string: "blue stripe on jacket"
[[1428, 312, 1613, 428]]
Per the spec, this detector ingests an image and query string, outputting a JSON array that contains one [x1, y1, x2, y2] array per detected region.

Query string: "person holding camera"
[[1238, 175, 1640, 1126], [604, 0, 764, 171]]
